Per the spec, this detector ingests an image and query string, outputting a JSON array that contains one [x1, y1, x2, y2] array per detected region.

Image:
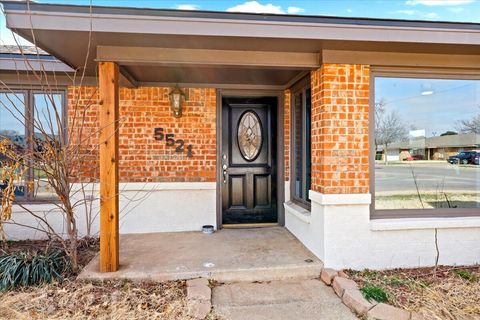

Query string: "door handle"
[[223, 164, 228, 184], [222, 154, 228, 184]]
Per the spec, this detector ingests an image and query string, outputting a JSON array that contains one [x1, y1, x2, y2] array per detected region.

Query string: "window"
[[373, 73, 480, 218], [291, 77, 312, 208], [0, 90, 66, 201], [0, 92, 27, 197]]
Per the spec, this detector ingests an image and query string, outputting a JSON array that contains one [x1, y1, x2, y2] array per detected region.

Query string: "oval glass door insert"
[[237, 111, 262, 161]]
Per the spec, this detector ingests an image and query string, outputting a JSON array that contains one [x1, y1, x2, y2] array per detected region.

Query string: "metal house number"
[[154, 127, 193, 157]]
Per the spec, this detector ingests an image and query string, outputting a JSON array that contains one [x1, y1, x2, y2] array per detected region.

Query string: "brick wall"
[[68, 66, 369, 191], [310, 64, 370, 194], [68, 86, 216, 183], [68, 86, 100, 181]]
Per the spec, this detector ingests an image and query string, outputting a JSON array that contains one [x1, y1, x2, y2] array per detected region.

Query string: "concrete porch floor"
[[79, 227, 323, 282]]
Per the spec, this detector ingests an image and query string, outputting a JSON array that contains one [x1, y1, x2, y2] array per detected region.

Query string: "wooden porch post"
[[99, 61, 120, 272]]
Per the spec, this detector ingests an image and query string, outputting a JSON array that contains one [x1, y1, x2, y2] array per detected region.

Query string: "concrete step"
[[79, 227, 323, 283], [212, 279, 357, 320], [206, 261, 322, 283]]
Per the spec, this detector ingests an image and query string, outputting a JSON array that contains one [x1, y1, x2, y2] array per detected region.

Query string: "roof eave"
[[2, 1, 480, 46]]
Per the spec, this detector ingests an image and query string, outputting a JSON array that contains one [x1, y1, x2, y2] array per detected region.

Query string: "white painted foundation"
[[286, 190, 480, 270], [4, 182, 217, 240]]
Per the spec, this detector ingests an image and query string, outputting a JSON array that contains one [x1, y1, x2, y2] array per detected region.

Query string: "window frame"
[[370, 67, 480, 219], [290, 75, 311, 210], [0, 87, 67, 203]]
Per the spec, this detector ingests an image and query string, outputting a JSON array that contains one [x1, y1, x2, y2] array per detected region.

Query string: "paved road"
[[375, 163, 480, 193]]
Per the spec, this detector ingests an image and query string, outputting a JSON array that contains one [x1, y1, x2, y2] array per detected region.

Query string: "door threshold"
[[222, 223, 279, 229]]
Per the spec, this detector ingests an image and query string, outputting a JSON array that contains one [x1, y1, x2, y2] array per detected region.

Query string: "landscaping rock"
[[342, 289, 374, 316], [338, 270, 350, 279], [410, 312, 425, 320], [332, 276, 358, 297], [188, 300, 211, 319], [320, 268, 338, 285], [367, 303, 411, 320], [187, 284, 211, 301], [187, 278, 209, 288]]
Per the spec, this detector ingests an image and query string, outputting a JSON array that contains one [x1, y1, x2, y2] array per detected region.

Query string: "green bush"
[[360, 284, 389, 303], [0, 249, 70, 290]]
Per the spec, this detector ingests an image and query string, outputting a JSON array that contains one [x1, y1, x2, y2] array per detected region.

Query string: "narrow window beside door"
[[291, 78, 312, 209]]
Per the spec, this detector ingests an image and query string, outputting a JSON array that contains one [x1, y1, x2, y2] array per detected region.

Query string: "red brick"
[[310, 64, 370, 194], [68, 86, 216, 183]]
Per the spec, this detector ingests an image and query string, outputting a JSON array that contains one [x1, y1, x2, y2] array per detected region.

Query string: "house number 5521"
[[154, 127, 193, 158]]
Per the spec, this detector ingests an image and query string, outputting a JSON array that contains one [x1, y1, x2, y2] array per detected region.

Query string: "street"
[[375, 162, 480, 193]]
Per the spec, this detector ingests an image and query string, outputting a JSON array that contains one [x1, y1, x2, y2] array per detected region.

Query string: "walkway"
[[212, 279, 357, 320]]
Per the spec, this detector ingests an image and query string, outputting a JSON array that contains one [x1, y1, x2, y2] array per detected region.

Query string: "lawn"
[[347, 266, 480, 320]]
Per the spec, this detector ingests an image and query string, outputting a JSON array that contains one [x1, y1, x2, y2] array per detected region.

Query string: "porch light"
[[169, 86, 187, 118]]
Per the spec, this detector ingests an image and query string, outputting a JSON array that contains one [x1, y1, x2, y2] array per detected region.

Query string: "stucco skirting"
[[4, 182, 217, 240], [286, 190, 480, 270]]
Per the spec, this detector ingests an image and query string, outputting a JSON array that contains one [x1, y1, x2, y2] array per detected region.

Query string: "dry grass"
[[347, 266, 480, 320], [0, 280, 197, 320]]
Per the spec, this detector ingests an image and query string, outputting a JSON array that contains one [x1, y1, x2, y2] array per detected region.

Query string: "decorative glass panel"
[[237, 111, 262, 161]]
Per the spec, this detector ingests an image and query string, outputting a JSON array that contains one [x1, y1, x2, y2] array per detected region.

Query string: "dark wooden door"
[[222, 97, 277, 224]]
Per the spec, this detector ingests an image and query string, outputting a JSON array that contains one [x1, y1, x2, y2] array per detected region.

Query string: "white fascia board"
[[4, 9, 480, 45]]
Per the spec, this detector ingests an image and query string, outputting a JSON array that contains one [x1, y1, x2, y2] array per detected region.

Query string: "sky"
[[376, 78, 480, 137], [2, 0, 480, 45]]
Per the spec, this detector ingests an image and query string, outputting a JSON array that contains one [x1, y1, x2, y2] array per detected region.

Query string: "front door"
[[221, 97, 277, 225]]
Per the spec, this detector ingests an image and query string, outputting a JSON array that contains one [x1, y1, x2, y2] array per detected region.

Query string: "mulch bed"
[[0, 237, 99, 273], [347, 265, 480, 320]]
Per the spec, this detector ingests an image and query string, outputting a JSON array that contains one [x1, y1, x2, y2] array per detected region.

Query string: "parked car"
[[405, 154, 424, 161], [447, 151, 478, 164], [475, 153, 480, 165]]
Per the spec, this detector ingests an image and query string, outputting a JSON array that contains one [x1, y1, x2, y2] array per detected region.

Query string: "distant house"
[[379, 133, 480, 161]]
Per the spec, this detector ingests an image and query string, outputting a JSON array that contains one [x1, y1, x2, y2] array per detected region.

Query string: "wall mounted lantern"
[[169, 85, 187, 118]]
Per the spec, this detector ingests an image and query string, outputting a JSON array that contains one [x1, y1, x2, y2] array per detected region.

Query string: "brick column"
[[310, 64, 370, 194]]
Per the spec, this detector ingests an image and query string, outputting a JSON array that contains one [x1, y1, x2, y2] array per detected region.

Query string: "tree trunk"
[[65, 205, 79, 271]]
